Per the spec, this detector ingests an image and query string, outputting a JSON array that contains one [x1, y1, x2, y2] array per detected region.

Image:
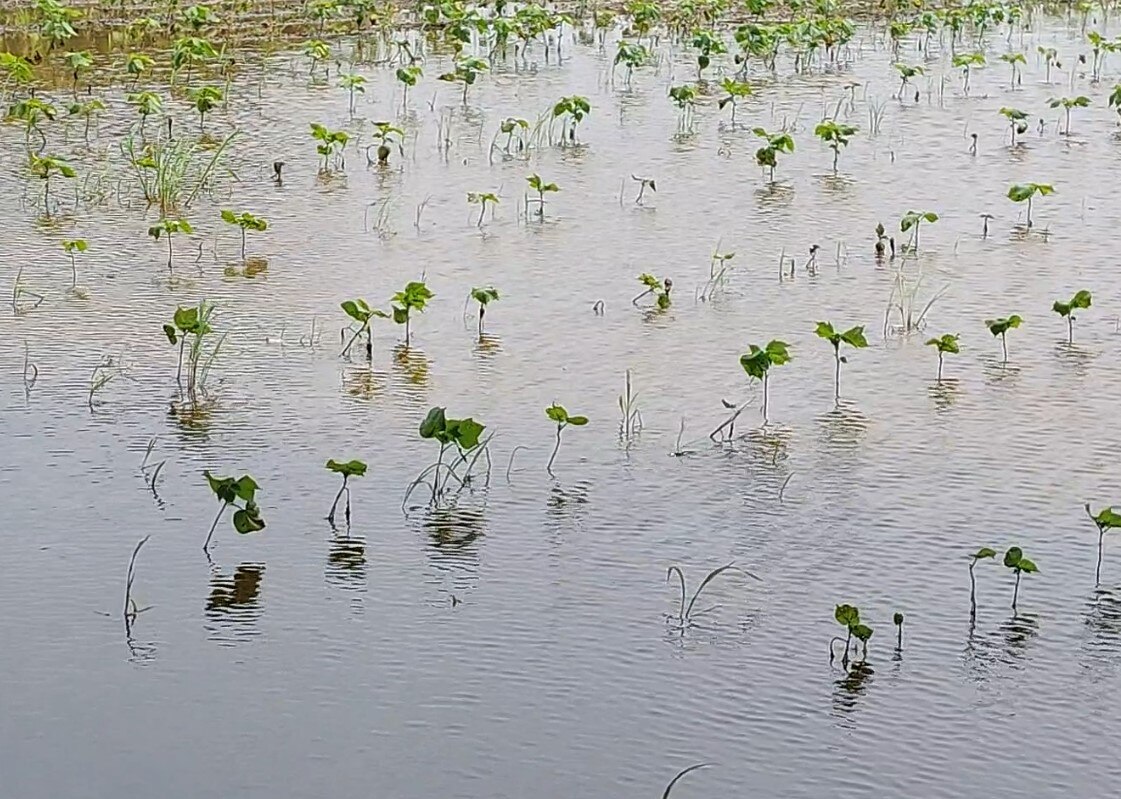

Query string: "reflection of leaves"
[[206, 564, 265, 611]]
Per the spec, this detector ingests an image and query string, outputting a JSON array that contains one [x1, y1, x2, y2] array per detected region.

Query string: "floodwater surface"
[[3, 11, 1121, 799]]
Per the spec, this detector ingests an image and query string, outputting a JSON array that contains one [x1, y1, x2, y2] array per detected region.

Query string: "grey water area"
[[3, 14, 1121, 799]]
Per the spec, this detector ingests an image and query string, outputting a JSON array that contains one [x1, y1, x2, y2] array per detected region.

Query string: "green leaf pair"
[[420, 407, 485, 450], [739, 340, 791, 380], [546, 403, 588, 427]]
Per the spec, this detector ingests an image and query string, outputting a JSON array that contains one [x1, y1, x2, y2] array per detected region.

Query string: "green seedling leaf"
[[420, 407, 447, 439], [973, 547, 998, 560], [851, 623, 874, 642], [835, 603, 860, 627], [546, 403, 569, 424], [1003, 546, 1023, 568], [326, 459, 368, 478]]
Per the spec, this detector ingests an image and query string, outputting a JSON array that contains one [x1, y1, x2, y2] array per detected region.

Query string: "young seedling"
[[1003, 546, 1038, 612], [814, 120, 858, 173], [633, 273, 672, 309], [631, 175, 656, 204], [202, 471, 265, 553], [613, 41, 651, 84], [469, 286, 499, 336], [128, 91, 163, 136], [893, 63, 924, 98], [717, 78, 752, 127], [1052, 290, 1091, 344], [924, 333, 960, 382], [900, 210, 938, 251], [391, 280, 433, 348], [874, 222, 890, 258], [893, 612, 904, 651], [814, 322, 868, 401], [1086, 504, 1121, 585], [338, 72, 366, 114], [984, 314, 1022, 363], [691, 28, 727, 79], [494, 117, 529, 157], [220, 210, 267, 262], [968, 547, 997, 618], [407, 407, 488, 508], [1110, 84, 1121, 124], [1048, 95, 1090, 135], [551, 95, 591, 144], [952, 52, 985, 95], [665, 562, 760, 628], [545, 403, 588, 475], [188, 85, 223, 131], [752, 128, 794, 183], [669, 85, 697, 133], [525, 174, 558, 218], [395, 65, 422, 106], [326, 459, 367, 527], [8, 96, 57, 151], [1038, 46, 1059, 83], [125, 52, 153, 86], [1007, 182, 1054, 229], [148, 218, 193, 276], [61, 238, 87, 292], [999, 107, 1029, 145], [67, 97, 105, 142], [310, 123, 350, 172], [62, 49, 92, 97], [302, 38, 331, 75], [163, 300, 223, 397], [28, 153, 76, 217], [999, 52, 1025, 88], [467, 192, 499, 228], [340, 298, 388, 359], [438, 56, 488, 104], [829, 604, 873, 667], [369, 121, 404, 165], [740, 339, 791, 425]]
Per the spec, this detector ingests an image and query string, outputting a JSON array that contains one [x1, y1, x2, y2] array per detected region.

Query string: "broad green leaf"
[[546, 403, 569, 424], [851, 623, 874, 642], [814, 321, 837, 340], [835, 604, 860, 627], [419, 407, 447, 439], [326, 459, 368, 477], [567, 415, 589, 426], [1003, 546, 1023, 568], [450, 417, 484, 449], [1094, 507, 1121, 529], [973, 547, 998, 560], [232, 505, 266, 534], [840, 326, 868, 348], [1018, 557, 1038, 573], [163, 324, 178, 345]]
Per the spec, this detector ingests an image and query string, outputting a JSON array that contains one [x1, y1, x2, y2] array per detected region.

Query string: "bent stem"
[[203, 501, 229, 553], [1000, 332, 1009, 363], [833, 344, 841, 402], [124, 534, 151, 620], [1012, 570, 1021, 612], [969, 560, 977, 618], [547, 425, 563, 475], [327, 476, 349, 525]]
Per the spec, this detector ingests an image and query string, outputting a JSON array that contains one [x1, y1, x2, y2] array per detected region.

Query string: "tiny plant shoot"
[[925, 333, 960, 382], [545, 403, 588, 475], [718, 78, 752, 127], [1003, 546, 1038, 612], [220, 209, 268, 262], [62, 238, 87, 291], [325, 459, 367, 527], [391, 280, 434, 348], [1007, 183, 1054, 229], [753, 128, 794, 183], [148, 218, 193, 276], [893, 612, 904, 651], [340, 298, 388, 359], [1052, 290, 1091, 344], [469, 286, 499, 336], [814, 322, 868, 402], [968, 547, 997, 618], [740, 340, 791, 425], [526, 174, 559, 218], [1085, 504, 1121, 585], [830, 604, 873, 668], [1048, 95, 1090, 135], [202, 471, 264, 554], [900, 210, 938, 250], [984, 314, 1023, 363], [1000, 107, 1029, 145], [634, 273, 672, 309], [814, 120, 858, 173]]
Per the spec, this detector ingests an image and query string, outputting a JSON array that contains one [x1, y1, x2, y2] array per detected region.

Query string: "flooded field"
[[3, 2, 1121, 797]]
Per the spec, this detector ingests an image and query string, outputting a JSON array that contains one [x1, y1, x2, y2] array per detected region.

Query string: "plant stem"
[[937, 351, 944, 382], [1012, 570, 1021, 611], [328, 476, 348, 525], [1098, 528, 1105, 585], [547, 424, 563, 475], [1001, 333, 1008, 364], [1068, 316, 1074, 345], [203, 502, 228, 552], [833, 345, 841, 402], [167, 235, 173, 275], [762, 372, 770, 425]]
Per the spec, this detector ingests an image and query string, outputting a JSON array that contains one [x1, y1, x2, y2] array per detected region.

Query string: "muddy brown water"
[[3, 16, 1121, 799]]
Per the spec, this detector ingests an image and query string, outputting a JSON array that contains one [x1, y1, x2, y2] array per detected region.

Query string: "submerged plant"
[[814, 120, 857, 173], [1049, 95, 1090, 135], [952, 52, 985, 95], [717, 78, 752, 127], [407, 407, 488, 508], [1086, 504, 1121, 585], [163, 300, 223, 398], [633, 273, 672, 309], [1003, 546, 1038, 612], [526, 174, 558, 217], [739, 339, 791, 425], [1110, 84, 1121, 124], [545, 403, 588, 475], [893, 63, 924, 97], [900, 210, 938, 250], [202, 472, 264, 553], [188, 85, 223, 131], [124, 52, 153, 85], [326, 459, 367, 527], [467, 191, 499, 227], [370, 121, 404, 165], [391, 280, 433, 347], [395, 64, 422, 105], [552, 95, 591, 145], [469, 286, 499, 335], [61, 238, 87, 291], [690, 28, 727, 79], [968, 547, 997, 618], [752, 127, 794, 182], [148, 217, 193, 276], [665, 562, 760, 628], [613, 41, 651, 83], [924, 333, 960, 382], [893, 612, 904, 651], [310, 122, 349, 172], [830, 604, 873, 667], [1052, 290, 1091, 344], [338, 72, 366, 114], [984, 314, 1022, 363], [220, 209, 267, 262], [999, 52, 1025, 88], [28, 153, 75, 216], [438, 56, 488, 104], [999, 106, 1029, 145], [814, 322, 867, 401], [340, 298, 387, 359], [1007, 182, 1054, 228], [668, 85, 697, 133]]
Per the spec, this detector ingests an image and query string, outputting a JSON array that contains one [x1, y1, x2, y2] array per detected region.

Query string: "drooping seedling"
[[900, 210, 938, 251], [718, 78, 752, 127], [1003, 546, 1038, 612], [968, 547, 997, 618], [814, 321, 868, 402], [163, 300, 223, 398], [752, 127, 794, 183], [1052, 290, 1091, 344], [125, 52, 153, 86], [340, 298, 388, 359], [302, 38, 331, 75], [438, 55, 488, 104], [188, 85, 223, 131], [395, 65, 422, 106], [830, 604, 873, 668], [391, 280, 433, 348], [893, 63, 924, 98], [61, 238, 87, 292], [893, 612, 904, 651], [202, 471, 265, 554], [467, 192, 499, 228], [369, 121, 404, 165], [925, 333, 959, 382], [1085, 504, 1121, 585], [613, 41, 651, 85], [545, 403, 588, 475], [999, 52, 1025, 88], [999, 107, 1029, 145], [665, 562, 760, 628], [325, 459, 367, 527], [526, 174, 558, 218], [469, 286, 499, 336], [1007, 183, 1054, 229], [128, 90, 163, 135], [1048, 95, 1089, 135], [551, 95, 590, 144], [952, 52, 985, 95], [740, 340, 791, 425], [633, 273, 672, 309], [814, 120, 858, 173], [984, 314, 1022, 363], [338, 72, 366, 114], [1038, 46, 1059, 83], [148, 217, 193, 276], [220, 209, 268, 262], [669, 84, 698, 133], [690, 28, 727, 79]]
